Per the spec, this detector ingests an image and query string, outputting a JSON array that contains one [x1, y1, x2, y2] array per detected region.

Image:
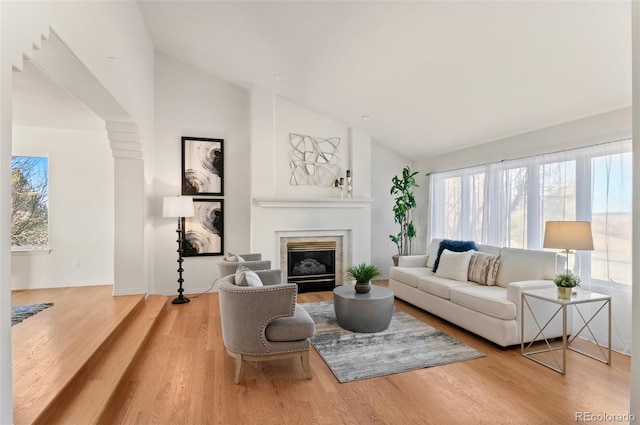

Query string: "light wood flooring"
[[12, 284, 631, 425]]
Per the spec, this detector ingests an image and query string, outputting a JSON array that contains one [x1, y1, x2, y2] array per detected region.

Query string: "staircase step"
[[34, 295, 168, 425], [12, 287, 144, 425]]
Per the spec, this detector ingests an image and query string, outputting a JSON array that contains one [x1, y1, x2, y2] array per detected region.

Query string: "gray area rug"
[[11, 303, 53, 326], [303, 300, 485, 383]]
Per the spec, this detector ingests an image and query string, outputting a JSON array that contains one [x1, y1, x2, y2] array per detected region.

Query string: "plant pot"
[[557, 287, 572, 299], [355, 282, 372, 294], [392, 255, 400, 266]]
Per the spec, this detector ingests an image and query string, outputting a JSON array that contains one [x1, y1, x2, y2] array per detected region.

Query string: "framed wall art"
[[182, 199, 224, 257], [182, 137, 224, 195]]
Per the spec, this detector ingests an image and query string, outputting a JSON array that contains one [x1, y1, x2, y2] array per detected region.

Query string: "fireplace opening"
[[287, 241, 336, 293]]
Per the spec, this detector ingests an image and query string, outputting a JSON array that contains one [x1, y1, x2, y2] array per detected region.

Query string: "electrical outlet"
[[73, 261, 80, 270]]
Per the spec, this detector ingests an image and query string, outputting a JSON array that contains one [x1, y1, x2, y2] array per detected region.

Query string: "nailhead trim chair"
[[215, 253, 272, 279], [218, 269, 315, 384]]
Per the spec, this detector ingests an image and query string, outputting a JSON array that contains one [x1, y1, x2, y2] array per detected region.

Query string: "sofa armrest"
[[507, 279, 556, 305], [398, 255, 429, 268]]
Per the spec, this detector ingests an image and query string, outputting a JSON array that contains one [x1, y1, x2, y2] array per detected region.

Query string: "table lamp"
[[543, 221, 594, 275]]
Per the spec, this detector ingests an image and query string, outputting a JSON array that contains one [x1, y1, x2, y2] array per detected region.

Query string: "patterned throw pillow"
[[432, 239, 478, 272], [235, 265, 263, 287], [468, 252, 501, 286]]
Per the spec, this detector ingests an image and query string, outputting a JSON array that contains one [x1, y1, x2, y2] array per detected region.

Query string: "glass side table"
[[521, 288, 611, 374]]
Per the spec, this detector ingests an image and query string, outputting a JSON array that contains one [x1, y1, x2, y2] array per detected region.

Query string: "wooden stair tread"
[[12, 287, 144, 425], [37, 295, 168, 425]]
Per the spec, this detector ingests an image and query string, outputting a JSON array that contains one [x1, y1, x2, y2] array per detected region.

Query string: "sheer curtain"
[[429, 139, 632, 354]]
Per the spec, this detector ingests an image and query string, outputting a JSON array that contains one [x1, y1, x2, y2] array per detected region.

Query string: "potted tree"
[[345, 263, 381, 294], [389, 166, 420, 265], [554, 272, 580, 299]]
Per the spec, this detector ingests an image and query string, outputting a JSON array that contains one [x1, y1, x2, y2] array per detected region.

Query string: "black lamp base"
[[172, 295, 190, 304]]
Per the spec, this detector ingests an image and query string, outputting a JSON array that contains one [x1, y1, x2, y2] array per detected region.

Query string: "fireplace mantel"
[[254, 198, 373, 208]]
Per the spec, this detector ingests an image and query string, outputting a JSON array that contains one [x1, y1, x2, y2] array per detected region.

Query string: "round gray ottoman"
[[333, 285, 394, 333]]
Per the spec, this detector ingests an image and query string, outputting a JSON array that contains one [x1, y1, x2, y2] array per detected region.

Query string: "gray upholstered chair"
[[215, 253, 271, 279], [218, 269, 315, 384]]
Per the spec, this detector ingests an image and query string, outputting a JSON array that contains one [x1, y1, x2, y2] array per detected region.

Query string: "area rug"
[[302, 301, 485, 383], [11, 303, 53, 326]]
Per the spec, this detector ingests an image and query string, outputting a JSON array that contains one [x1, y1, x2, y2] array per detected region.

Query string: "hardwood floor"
[[102, 285, 631, 425], [11, 284, 631, 424]]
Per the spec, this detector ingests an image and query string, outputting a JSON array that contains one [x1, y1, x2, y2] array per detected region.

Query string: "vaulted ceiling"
[[138, 1, 631, 159]]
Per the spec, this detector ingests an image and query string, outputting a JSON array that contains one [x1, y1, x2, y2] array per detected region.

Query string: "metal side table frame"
[[521, 289, 611, 374]]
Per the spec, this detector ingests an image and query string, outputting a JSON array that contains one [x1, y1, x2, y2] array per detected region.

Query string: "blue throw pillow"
[[432, 239, 478, 272]]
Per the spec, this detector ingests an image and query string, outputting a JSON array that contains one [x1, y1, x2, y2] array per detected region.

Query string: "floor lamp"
[[163, 196, 195, 304], [543, 220, 594, 278]]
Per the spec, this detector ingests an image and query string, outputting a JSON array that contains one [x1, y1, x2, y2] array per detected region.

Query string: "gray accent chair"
[[218, 269, 315, 384], [216, 253, 271, 279]]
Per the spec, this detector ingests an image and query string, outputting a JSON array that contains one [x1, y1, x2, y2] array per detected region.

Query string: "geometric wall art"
[[289, 133, 341, 186]]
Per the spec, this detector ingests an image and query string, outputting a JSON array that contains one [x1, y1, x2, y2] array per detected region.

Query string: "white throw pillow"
[[434, 249, 473, 282], [235, 265, 263, 287], [225, 253, 245, 262]]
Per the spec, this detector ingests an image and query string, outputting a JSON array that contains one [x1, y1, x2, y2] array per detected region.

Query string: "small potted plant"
[[554, 272, 580, 299], [345, 263, 381, 294]]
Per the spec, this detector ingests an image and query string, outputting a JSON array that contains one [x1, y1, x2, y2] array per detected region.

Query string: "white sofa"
[[389, 239, 563, 347]]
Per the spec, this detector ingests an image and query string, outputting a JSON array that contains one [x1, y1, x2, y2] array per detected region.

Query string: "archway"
[[21, 29, 145, 295]]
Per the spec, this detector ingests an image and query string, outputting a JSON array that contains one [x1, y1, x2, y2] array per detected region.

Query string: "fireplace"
[[287, 241, 336, 293]]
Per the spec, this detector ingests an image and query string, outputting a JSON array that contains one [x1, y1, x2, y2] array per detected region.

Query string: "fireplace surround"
[[279, 235, 344, 293], [287, 241, 336, 292]]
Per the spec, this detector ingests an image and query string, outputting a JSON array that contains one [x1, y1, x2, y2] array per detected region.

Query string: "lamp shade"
[[543, 221, 594, 251], [163, 196, 195, 218]]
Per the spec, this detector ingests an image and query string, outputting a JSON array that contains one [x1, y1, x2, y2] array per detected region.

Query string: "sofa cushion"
[[432, 239, 478, 272], [397, 255, 428, 267], [477, 244, 501, 256], [449, 286, 516, 320], [417, 275, 474, 299], [435, 249, 473, 282], [467, 252, 500, 286], [389, 266, 434, 288], [495, 247, 556, 288], [265, 304, 315, 342]]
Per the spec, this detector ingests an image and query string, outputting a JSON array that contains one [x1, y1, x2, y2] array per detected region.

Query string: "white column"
[[250, 87, 276, 252], [250, 87, 276, 198], [0, 8, 14, 421], [630, 0, 640, 418], [106, 121, 145, 295]]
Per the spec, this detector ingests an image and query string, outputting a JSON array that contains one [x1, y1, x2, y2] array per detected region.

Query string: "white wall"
[[153, 52, 251, 295], [370, 141, 414, 278], [274, 96, 350, 198], [250, 91, 373, 269], [417, 107, 631, 174], [11, 126, 113, 289], [1, 3, 154, 423]]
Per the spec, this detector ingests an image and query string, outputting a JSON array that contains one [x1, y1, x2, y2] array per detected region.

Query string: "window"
[[430, 140, 632, 286], [590, 151, 632, 284], [11, 156, 49, 249]]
